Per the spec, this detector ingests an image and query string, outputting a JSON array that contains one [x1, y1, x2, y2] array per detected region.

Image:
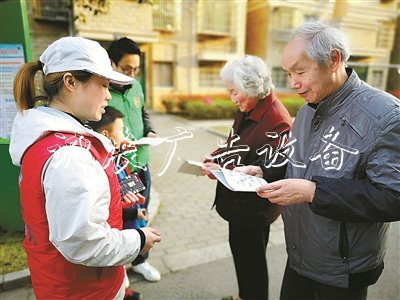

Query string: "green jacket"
[[109, 80, 153, 171]]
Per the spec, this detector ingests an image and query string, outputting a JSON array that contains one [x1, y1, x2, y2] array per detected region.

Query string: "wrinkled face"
[[226, 82, 257, 112], [113, 53, 140, 78], [282, 38, 334, 104], [105, 118, 125, 147], [74, 75, 111, 121]]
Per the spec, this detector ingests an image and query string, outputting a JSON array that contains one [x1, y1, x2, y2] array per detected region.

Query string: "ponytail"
[[13, 61, 43, 111], [13, 62, 93, 112]]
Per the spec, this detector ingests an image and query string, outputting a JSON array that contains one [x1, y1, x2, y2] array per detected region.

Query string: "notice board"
[[0, 44, 25, 143]]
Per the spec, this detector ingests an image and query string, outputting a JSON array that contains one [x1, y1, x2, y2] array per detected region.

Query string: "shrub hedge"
[[280, 97, 305, 117], [185, 99, 237, 120], [161, 93, 304, 119]]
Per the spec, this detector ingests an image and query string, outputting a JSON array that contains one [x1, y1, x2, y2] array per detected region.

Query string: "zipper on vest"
[[340, 117, 362, 139], [339, 222, 349, 264]]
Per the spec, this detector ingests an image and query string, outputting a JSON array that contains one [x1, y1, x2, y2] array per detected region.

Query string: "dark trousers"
[[280, 260, 368, 300], [229, 222, 270, 300]]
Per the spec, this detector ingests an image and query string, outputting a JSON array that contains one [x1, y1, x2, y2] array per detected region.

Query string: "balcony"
[[74, 0, 158, 42], [197, 0, 231, 38], [197, 38, 238, 62], [153, 0, 181, 32]]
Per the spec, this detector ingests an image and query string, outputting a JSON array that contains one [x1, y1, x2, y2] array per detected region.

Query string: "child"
[[10, 36, 161, 300], [87, 106, 148, 228], [88, 106, 149, 300]]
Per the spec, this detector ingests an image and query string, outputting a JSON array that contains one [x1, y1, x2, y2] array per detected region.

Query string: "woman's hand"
[[233, 165, 263, 177], [140, 227, 161, 255], [200, 162, 219, 179]]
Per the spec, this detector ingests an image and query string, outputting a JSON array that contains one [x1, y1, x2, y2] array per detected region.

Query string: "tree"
[[74, 0, 152, 22], [74, 0, 110, 22]]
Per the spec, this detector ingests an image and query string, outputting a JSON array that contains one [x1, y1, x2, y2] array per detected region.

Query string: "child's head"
[[88, 106, 125, 146], [13, 37, 133, 121]]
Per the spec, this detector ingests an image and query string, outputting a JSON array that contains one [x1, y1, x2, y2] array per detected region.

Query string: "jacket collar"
[[312, 68, 361, 116], [246, 92, 275, 122]]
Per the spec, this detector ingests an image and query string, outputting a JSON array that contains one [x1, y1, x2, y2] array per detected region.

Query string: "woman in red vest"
[[9, 36, 161, 300]]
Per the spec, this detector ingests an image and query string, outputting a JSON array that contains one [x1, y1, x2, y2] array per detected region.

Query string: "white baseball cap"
[[39, 36, 133, 85]]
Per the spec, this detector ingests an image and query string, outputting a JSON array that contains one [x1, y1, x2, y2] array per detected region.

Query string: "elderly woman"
[[201, 55, 292, 300]]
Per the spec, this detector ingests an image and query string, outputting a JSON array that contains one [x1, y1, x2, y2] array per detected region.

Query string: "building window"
[[197, 1, 231, 35], [152, 0, 181, 32], [199, 62, 225, 87], [304, 14, 318, 23], [371, 70, 384, 88], [376, 22, 393, 49], [33, 0, 70, 21], [272, 7, 295, 31], [153, 62, 174, 87], [272, 67, 288, 89]]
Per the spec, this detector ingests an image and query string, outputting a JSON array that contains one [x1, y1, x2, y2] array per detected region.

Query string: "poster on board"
[[0, 44, 25, 143]]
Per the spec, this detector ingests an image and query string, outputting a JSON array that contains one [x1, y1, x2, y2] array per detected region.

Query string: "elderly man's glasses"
[[118, 64, 140, 75]]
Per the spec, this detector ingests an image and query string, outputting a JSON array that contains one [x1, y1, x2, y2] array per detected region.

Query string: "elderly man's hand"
[[255, 179, 316, 205]]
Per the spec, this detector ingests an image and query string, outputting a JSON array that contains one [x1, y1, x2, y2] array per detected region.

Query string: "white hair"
[[220, 55, 274, 99], [291, 22, 351, 66]]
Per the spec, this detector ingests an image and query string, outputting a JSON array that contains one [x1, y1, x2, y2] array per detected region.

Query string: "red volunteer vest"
[[19, 132, 124, 300]]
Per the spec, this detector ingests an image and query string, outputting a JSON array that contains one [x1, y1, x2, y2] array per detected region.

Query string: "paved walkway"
[[143, 112, 285, 276], [1, 111, 398, 300]]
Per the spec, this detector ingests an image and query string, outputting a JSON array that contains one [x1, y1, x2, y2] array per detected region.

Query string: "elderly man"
[[239, 22, 400, 300]]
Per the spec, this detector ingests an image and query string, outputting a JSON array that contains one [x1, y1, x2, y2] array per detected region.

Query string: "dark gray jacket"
[[283, 69, 400, 288]]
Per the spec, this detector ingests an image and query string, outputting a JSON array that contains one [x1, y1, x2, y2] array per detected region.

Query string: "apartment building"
[[27, 0, 247, 111], [26, 0, 398, 111], [246, 0, 399, 93]]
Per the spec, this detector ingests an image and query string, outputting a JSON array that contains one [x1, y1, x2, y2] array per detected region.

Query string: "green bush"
[[161, 92, 305, 119], [160, 94, 231, 114], [185, 99, 236, 120], [279, 96, 305, 117], [161, 99, 176, 113]]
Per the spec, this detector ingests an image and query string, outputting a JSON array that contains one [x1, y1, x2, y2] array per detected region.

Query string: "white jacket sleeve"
[[43, 145, 141, 267]]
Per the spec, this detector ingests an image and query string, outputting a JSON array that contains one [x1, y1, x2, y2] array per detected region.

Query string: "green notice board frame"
[[0, 0, 32, 231], [0, 144, 22, 231]]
